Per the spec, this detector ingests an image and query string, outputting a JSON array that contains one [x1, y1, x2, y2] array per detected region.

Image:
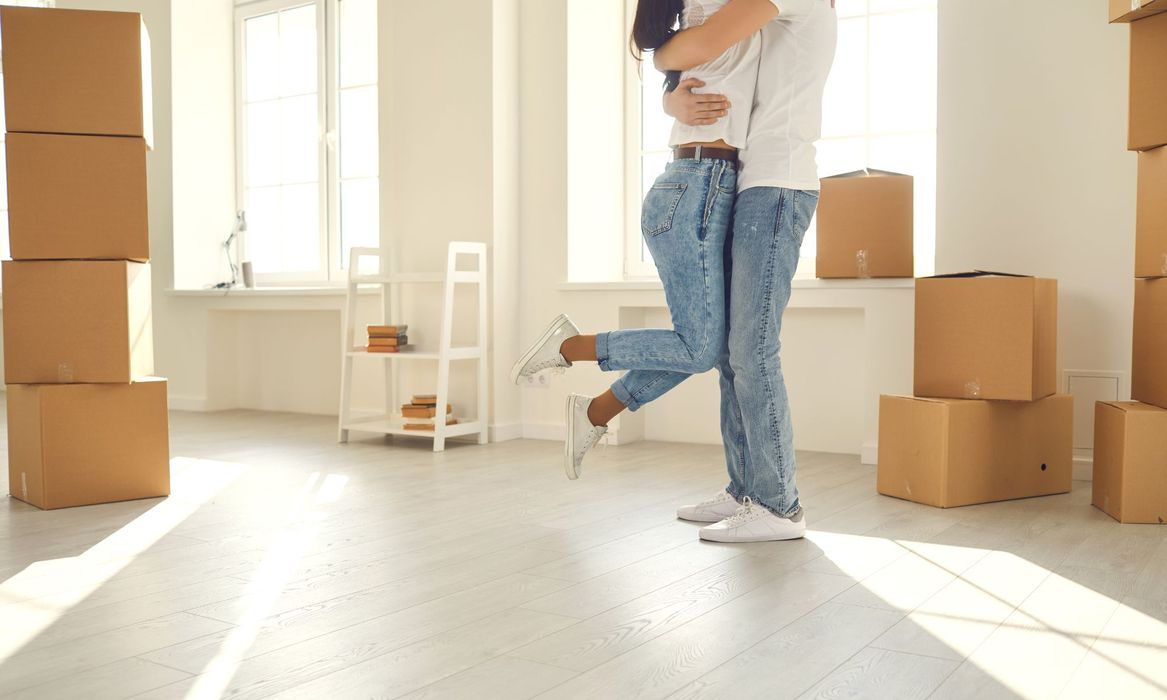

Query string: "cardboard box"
[[1092, 401, 1167, 523], [1137, 146, 1167, 278], [816, 169, 914, 279], [1133, 277, 1167, 409], [0, 6, 153, 147], [1, 260, 154, 384], [914, 272, 1058, 401], [5, 133, 149, 262], [877, 394, 1072, 508], [1111, 0, 1167, 23], [6, 379, 170, 510], [1129, 11, 1167, 151]]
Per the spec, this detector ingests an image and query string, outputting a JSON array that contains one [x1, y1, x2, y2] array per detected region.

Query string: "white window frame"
[[234, 0, 377, 286]]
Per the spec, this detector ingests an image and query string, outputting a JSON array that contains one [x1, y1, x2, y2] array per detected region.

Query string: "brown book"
[[367, 345, 400, 353], [411, 394, 438, 406], [401, 404, 453, 418], [403, 418, 459, 431], [368, 324, 407, 337], [368, 335, 407, 347]]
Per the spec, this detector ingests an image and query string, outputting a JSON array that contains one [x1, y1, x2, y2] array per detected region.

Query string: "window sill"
[[557, 277, 916, 292]]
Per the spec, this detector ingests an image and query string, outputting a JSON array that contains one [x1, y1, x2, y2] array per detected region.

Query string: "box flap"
[[925, 270, 1034, 280], [823, 168, 911, 180], [1099, 400, 1167, 414]]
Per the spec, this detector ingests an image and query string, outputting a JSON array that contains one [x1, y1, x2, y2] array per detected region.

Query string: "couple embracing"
[[511, 0, 837, 544]]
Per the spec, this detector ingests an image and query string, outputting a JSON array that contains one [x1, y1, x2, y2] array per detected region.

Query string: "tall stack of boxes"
[[1, 7, 169, 510], [877, 272, 1073, 508], [1092, 3, 1167, 524]]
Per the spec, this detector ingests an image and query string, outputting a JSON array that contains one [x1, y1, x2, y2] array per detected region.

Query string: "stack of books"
[[401, 394, 458, 431], [367, 324, 409, 353]]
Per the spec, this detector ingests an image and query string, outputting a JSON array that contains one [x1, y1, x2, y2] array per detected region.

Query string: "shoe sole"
[[676, 510, 735, 523], [564, 395, 581, 480], [510, 314, 571, 385], [698, 527, 807, 543]]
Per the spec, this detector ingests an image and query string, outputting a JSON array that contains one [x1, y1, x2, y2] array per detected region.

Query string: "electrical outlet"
[[519, 372, 551, 387]]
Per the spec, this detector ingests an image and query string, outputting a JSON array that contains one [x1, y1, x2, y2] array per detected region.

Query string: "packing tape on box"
[[1133, 0, 1141, 10], [963, 380, 982, 399], [57, 362, 74, 383], [855, 250, 871, 280]]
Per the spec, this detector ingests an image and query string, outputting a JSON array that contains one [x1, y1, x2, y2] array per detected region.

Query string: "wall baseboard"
[[490, 423, 523, 443], [1073, 450, 1094, 482], [860, 441, 878, 466], [169, 395, 209, 412]]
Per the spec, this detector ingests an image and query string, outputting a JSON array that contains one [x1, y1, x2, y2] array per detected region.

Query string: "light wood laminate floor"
[[1, 408, 1165, 699]]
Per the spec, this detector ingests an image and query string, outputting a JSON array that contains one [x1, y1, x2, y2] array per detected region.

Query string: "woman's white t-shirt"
[[668, 0, 761, 149]]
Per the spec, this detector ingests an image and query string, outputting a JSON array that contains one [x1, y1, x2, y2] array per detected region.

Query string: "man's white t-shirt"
[[738, 0, 837, 192]]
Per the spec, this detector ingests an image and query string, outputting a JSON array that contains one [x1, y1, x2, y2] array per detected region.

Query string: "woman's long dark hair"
[[630, 0, 684, 59]]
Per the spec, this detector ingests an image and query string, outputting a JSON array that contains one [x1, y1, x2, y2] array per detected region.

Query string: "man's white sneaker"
[[699, 498, 806, 543], [510, 314, 580, 385], [677, 490, 740, 523], [565, 394, 607, 480]]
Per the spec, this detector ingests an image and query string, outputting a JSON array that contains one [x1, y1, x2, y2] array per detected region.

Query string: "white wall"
[[937, 0, 1135, 458]]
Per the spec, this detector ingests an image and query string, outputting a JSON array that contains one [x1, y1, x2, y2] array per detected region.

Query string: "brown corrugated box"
[[1092, 401, 1167, 524], [877, 394, 1072, 509], [6, 379, 170, 510], [816, 169, 914, 279], [0, 6, 153, 147], [1137, 146, 1167, 278], [5, 133, 149, 261], [1, 260, 154, 384], [914, 272, 1057, 401], [1133, 277, 1167, 409], [1111, 0, 1167, 23], [1129, 11, 1167, 151]]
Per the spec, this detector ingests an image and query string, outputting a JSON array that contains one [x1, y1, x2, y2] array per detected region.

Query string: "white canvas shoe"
[[677, 490, 741, 523], [565, 394, 607, 480], [510, 314, 580, 385], [699, 498, 807, 543]]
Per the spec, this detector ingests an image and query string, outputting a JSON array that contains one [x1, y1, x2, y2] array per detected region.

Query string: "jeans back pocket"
[[641, 182, 687, 237]]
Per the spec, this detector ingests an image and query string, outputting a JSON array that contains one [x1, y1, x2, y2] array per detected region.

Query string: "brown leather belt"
[[672, 146, 739, 164]]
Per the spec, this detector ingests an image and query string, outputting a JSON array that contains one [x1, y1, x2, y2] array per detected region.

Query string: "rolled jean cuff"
[[610, 378, 642, 413], [595, 331, 614, 372]]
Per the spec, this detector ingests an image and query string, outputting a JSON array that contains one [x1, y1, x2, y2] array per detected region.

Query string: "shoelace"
[[702, 491, 733, 508], [723, 497, 760, 527], [525, 356, 568, 375]]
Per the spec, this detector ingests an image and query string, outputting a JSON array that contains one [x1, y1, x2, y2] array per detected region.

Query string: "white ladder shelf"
[[337, 242, 489, 451]]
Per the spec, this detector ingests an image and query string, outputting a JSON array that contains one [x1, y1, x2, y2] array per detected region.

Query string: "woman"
[[510, 0, 772, 480]]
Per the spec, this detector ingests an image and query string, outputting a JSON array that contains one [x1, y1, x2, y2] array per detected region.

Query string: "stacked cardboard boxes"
[[878, 272, 1073, 508], [1093, 8, 1167, 524], [1, 7, 169, 510]]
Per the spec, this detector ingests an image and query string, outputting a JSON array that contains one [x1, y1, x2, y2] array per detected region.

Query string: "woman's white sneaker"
[[565, 394, 607, 480], [510, 314, 580, 384], [677, 490, 740, 523], [699, 498, 806, 543]]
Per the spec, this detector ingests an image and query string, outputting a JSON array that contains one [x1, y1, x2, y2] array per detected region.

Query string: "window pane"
[[341, 177, 379, 262], [817, 136, 867, 178], [340, 86, 378, 179], [245, 186, 280, 273], [835, 0, 868, 18], [870, 0, 934, 12], [246, 101, 280, 187], [279, 183, 321, 272], [640, 63, 673, 153], [245, 12, 280, 102], [821, 16, 867, 139], [640, 151, 671, 201], [339, 0, 377, 88], [279, 4, 317, 97], [280, 94, 319, 184], [869, 9, 937, 133]]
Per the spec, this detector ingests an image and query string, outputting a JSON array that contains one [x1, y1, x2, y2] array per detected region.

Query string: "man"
[[657, 0, 837, 543]]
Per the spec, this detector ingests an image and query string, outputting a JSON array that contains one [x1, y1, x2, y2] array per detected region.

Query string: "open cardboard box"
[[914, 271, 1057, 402], [816, 169, 914, 279]]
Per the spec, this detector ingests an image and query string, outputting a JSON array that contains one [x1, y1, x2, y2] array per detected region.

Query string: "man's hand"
[[663, 79, 730, 127]]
